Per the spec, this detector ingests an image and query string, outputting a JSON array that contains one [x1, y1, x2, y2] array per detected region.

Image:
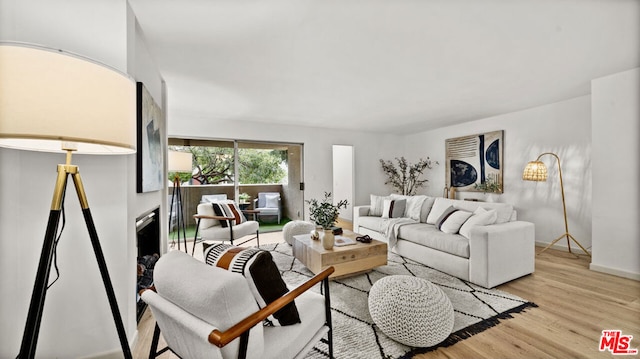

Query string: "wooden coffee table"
[[292, 230, 387, 278]]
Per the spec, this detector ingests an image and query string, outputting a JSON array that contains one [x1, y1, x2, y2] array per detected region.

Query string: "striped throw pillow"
[[211, 201, 247, 228], [203, 243, 301, 326]]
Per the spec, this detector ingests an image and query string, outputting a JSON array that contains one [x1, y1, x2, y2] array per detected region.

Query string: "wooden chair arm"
[[138, 285, 156, 296], [207, 266, 335, 347], [193, 214, 235, 221]]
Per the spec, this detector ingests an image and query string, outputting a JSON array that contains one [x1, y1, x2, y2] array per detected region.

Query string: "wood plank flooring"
[[134, 235, 640, 359]]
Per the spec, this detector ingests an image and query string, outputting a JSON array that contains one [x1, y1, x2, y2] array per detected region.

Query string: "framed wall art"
[[445, 130, 504, 193], [136, 82, 164, 193]]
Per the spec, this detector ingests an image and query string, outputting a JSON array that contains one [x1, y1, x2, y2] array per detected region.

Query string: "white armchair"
[[253, 192, 282, 224], [201, 194, 228, 203], [192, 202, 259, 255], [141, 250, 334, 359]]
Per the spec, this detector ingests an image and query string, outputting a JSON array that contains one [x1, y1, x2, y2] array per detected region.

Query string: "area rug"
[[261, 242, 537, 359]]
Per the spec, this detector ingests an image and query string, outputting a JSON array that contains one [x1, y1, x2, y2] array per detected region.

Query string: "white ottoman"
[[282, 220, 315, 245], [368, 275, 454, 347]]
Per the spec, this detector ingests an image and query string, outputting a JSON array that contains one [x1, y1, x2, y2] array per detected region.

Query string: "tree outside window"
[[168, 145, 287, 185]]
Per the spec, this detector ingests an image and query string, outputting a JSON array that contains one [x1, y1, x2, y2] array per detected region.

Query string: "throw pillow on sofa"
[[203, 243, 301, 326], [436, 207, 473, 234], [389, 194, 428, 221], [459, 207, 498, 239], [381, 198, 406, 219], [370, 194, 391, 216], [426, 199, 456, 224]]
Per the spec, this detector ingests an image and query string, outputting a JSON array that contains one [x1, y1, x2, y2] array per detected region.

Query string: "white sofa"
[[354, 195, 535, 288]]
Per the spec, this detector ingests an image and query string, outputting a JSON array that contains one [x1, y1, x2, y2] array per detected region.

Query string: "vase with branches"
[[379, 157, 438, 195]]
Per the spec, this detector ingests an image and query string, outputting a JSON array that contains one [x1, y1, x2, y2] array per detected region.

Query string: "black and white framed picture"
[[136, 82, 164, 193]]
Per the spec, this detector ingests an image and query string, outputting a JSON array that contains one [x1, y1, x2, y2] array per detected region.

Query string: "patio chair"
[[141, 250, 334, 359], [253, 192, 282, 224]]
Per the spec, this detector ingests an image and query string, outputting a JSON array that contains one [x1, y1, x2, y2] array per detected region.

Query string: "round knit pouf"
[[282, 220, 315, 245], [368, 275, 454, 347]]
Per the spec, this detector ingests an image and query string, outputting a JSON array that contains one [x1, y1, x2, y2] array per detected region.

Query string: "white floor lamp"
[[168, 150, 193, 252], [522, 152, 591, 257], [0, 43, 135, 358]]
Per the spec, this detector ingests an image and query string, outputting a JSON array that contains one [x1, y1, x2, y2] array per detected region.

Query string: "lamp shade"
[[522, 160, 548, 181], [168, 151, 193, 173], [0, 43, 136, 154]]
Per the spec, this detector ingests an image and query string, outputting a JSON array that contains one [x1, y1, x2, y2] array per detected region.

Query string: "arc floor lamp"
[[0, 43, 134, 357], [522, 152, 591, 257], [168, 150, 193, 252]]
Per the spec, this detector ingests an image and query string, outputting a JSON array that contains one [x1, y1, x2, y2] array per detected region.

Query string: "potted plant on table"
[[306, 192, 348, 249]]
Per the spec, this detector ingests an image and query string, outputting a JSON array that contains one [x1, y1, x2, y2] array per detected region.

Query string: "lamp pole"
[[534, 152, 591, 257], [19, 150, 132, 358]]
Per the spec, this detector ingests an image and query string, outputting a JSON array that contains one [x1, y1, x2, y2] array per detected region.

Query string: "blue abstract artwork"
[[445, 130, 503, 193]]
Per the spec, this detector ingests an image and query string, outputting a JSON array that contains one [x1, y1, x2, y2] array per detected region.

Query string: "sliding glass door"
[[168, 138, 304, 224]]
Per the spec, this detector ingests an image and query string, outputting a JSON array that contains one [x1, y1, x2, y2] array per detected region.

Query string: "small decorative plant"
[[238, 192, 250, 202], [474, 175, 502, 193], [380, 157, 438, 195], [306, 192, 348, 229]]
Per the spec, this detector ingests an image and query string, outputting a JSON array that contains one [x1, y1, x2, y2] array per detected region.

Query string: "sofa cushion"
[[389, 194, 428, 221], [439, 210, 473, 234], [382, 198, 406, 218], [427, 198, 514, 224], [203, 243, 301, 326], [459, 207, 498, 239], [370, 194, 391, 216], [427, 199, 455, 224], [420, 197, 436, 223], [434, 206, 457, 229], [450, 200, 513, 224], [357, 216, 388, 233], [397, 223, 470, 258]]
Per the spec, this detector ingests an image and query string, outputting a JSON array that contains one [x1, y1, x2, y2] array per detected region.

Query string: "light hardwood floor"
[[134, 233, 640, 359]]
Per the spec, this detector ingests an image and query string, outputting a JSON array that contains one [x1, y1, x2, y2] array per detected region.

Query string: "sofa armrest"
[[468, 221, 535, 288], [353, 205, 371, 232]]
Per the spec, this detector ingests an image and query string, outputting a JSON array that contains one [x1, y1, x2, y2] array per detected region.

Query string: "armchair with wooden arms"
[[192, 202, 260, 256], [140, 250, 334, 359]]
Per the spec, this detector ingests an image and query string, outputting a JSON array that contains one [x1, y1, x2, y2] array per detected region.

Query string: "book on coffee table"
[[333, 235, 356, 247]]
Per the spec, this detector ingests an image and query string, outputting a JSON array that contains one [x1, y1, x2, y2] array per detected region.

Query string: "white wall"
[[591, 68, 640, 280], [168, 116, 404, 215], [404, 96, 593, 251], [0, 0, 165, 357]]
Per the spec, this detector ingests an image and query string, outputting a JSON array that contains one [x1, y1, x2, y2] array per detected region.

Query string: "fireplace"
[[136, 207, 160, 322]]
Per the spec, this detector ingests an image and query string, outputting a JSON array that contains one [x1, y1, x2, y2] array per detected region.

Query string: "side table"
[[242, 209, 260, 221]]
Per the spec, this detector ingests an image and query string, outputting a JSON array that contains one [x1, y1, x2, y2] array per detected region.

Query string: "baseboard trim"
[[535, 242, 639, 281], [589, 263, 640, 281]]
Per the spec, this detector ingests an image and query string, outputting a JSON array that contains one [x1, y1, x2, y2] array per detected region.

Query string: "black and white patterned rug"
[[262, 242, 537, 359]]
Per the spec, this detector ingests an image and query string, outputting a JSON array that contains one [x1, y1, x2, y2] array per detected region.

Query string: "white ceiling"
[[128, 0, 639, 135]]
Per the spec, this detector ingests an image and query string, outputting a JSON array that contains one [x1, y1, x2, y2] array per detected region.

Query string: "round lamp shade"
[[168, 151, 193, 173], [0, 43, 136, 154], [522, 160, 548, 181]]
